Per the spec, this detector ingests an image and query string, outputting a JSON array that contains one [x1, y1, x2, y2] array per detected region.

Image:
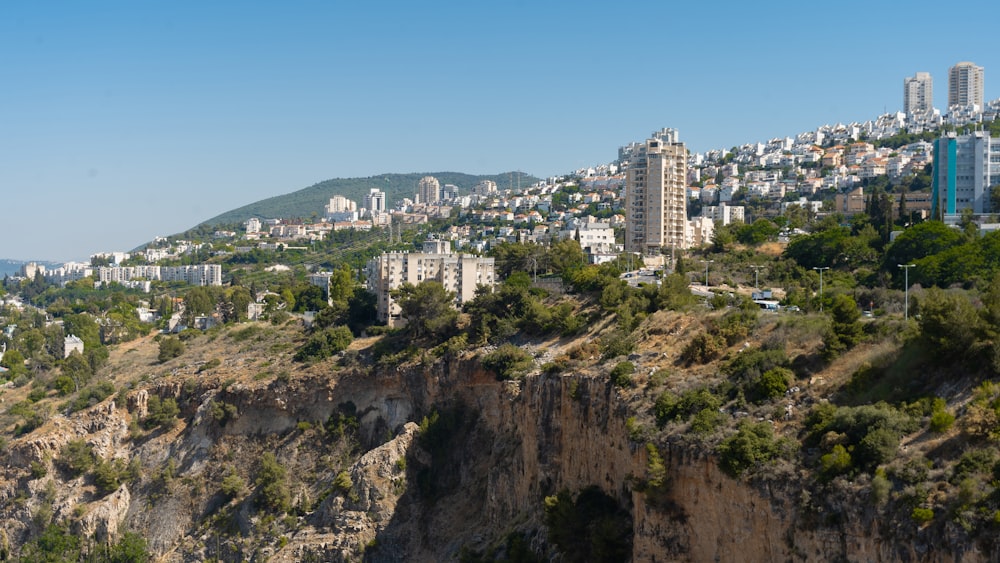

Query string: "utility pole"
[[898, 263, 915, 320], [812, 266, 830, 312], [700, 259, 714, 287]]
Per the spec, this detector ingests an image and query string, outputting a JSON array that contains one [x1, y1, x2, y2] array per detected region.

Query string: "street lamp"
[[898, 264, 915, 320], [700, 259, 714, 287], [812, 266, 830, 312], [750, 265, 766, 290]]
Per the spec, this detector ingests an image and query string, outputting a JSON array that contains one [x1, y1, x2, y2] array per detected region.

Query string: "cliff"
[[0, 319, 991, 561]]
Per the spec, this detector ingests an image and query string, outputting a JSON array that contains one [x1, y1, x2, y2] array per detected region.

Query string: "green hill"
[[198, 171, 540, 227]]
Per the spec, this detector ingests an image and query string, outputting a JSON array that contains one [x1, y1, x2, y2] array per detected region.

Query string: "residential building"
[[904, 72, 933, 115], [702, 203, 745, 225], [63, 334, 84, 358], [472, 180, 498, 196], [417, 176, 441, 205], [948, 62, 984, 109], [366, 239, 495, 325], [933, 131, 1000, 219], [835, 186, 867, 216], [245, 217, 261, 234], [364, 188, 387, 215], [625, 130, 688, 256]]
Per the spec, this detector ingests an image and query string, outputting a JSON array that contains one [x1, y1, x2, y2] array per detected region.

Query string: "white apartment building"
[[948, 62, 984, 109], [366, 240, 495, 325], [417, 176, 441, 205], [904, 72, 933, 115], [625, 130, 688, 256], [364, 188, 387, 215], [245, 217, 262, 234], [95, 264, 222, 287], [702, 203, 746, 225]]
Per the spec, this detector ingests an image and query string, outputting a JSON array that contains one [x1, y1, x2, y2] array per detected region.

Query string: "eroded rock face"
[[0, 353, 988, 562]]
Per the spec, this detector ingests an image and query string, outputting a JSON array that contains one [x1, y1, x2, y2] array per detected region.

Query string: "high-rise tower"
[[948, 62, 984, 109], [903, 72, 933, 115], [417, 176, 441, 205], [625, 129, 688, 256]]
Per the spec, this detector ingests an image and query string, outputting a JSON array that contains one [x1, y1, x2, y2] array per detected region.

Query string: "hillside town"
[[4, 62, 1000, 330]]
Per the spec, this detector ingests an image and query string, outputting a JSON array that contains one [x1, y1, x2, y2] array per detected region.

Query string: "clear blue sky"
[[2, 1, 998, 261]]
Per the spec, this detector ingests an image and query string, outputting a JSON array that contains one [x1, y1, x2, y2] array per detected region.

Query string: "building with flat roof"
[[625, 129, 688, 256], [933, 131, 1000, 220], [366, 239, 494, 325], [417, 176, 441, 205], [904, 72, 933, 115], [948, 62, 984, 109]]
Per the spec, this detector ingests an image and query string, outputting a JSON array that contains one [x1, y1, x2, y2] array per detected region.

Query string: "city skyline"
[[3, 1, 1000, 262]]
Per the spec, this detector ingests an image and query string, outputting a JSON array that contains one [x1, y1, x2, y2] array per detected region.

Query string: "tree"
[[824, 294, 864, 359], [157, 336, 185, 363], [549, 239, 587, 275], [256, 452, 291, 513], [391, 281, 458, 342], [183, 286, 216, 324]]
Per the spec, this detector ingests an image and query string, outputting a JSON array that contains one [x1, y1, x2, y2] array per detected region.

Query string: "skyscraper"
[[417, 176, 441, 205], [625, 129, 688, 256], [903, 72, 933, 115], [948, 62, 984, 109]]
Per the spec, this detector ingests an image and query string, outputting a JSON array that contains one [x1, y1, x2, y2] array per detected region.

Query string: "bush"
[[256, 452, 291, 513], [690, 408, 726, 435], [144, 395, 180, 429], [654, 387, 722, 427], [157, 336, 185, 363], [610, 361, 635, 388], [482, 344, 533, 381], [57, 439, 95, 477], [929, 398, 955, 433], [716, 421, 789, 478], [751, 367, 793, 403], [599, 329, 635, 360], [911, 507, 934, 524], [294, 325, 354, 362], [819, 444, 853, 479], [220, 470, 246, 499]]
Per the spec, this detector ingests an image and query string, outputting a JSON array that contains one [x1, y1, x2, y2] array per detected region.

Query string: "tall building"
[[933, 131, 1000, 220], [417, 176, 441, 205], [625, 129, 688, 256], [366, 239, 495, 325], [903, 72, 933, 115], [364, 188, 387, 214], [948, 62, 984, 109]]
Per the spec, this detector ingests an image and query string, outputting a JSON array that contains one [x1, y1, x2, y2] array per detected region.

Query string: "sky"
[[2, 1, 999, 262]]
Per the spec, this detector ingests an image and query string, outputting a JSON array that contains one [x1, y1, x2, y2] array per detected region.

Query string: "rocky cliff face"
[[0, 344, 987, 561]]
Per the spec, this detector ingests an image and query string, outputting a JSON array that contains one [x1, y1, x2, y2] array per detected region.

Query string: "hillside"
[[2, 281, 1000, 560], [197, 171, 540, 227]]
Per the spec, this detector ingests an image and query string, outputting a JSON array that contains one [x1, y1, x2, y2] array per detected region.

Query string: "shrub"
[[256, 452, 291, 513], [599, 329, 635, 360], [482, 344, 533, 381], [751, 367, 793, 403], [819, 444, 853, 479], [220, 470, 247, 499], [294, 325, 354, 362], [144, 395, 180, 429], [690, 408, 726, 435], [929, 398, 955, 433], [716, 421, 789, 478], [610, 361, 635, 388], [654, 387, 722, 427], [157, 337, 185, 363], [871, 468, 891, 505], [911, 507, 934, 524], [57, 439, 95, 477], [679, 332, 726, 365]]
